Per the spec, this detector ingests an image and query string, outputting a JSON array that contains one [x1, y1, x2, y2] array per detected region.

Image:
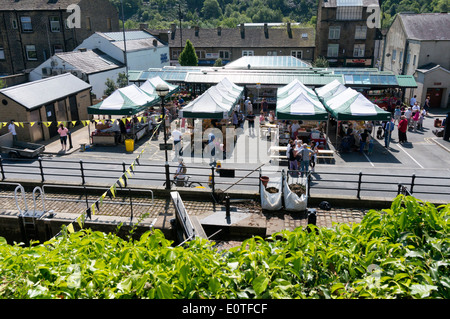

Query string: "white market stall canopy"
[[88, 84, 159, 115], [276, 79, 329, 121], [320, 87, 392, 121], [314, 79, 348, 103], [181, 78, 244, 119], [139, 76, 179, 97]]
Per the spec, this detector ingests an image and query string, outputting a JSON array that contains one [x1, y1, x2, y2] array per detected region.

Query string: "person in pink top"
[[57, 123, 69, 151]]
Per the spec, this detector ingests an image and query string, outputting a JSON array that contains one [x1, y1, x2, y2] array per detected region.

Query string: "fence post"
[[0, 155, 5, 181], [397, 183, 401, 196], [410, 174, 416, 194], [307, 172, 312, 198], [79, 160, 85, 185], [356, 171, 362, 199], [38, 157, 45, 182], [122, 162, 127, 187], [211, 166, 215, 194]]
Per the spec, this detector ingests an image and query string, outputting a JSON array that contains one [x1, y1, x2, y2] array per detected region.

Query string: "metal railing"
[[0, 156, 449, 202]]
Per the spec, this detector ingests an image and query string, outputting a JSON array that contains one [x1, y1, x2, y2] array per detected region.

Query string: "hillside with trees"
[[108, 0, 448, 30]]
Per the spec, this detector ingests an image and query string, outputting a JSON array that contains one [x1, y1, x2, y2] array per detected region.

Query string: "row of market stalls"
[[86, 76, 178, 145]]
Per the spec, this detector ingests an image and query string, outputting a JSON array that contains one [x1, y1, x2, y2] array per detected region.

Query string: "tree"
[[213, 58, 223, 67], [313, 56, 329, 68], [117, 72, 128, 88], [201, 0, 222, 19], [178, 39, 198, 66], [104, 78, 117, 97]]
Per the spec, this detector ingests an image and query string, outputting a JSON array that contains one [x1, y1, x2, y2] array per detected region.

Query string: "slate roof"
[[55, 49, 124, 74], [148, 26, 316, 49], [0, 0, 81, 10], [321, 0, 379, 7], [0, 73, 91, 110], [399, 13, 450, 41], [96, 31, 166, 52]]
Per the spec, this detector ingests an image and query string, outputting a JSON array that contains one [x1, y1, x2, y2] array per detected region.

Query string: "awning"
[[276, 80, 328, 121], [315, 79, 348, 102], [181, 78, 244, 119], [88, 84, 158, 115], [322, 87, 392, 121], [139, 76, 179, 97]]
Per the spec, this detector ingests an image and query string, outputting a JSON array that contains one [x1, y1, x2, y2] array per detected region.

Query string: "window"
[[406, 53, 410, 64], [195, 50, 205, 59], [172, 50, 181, 59], [336, 6, 363, 20], [353, 44, 365, 57], [86, 17, 91, 31], [267, 50, 277, 56], [0, 47, 5, 60], [413, 55, 416, 66], [25, 45, 37, 60], [49, 17, 61, 32], [20, 16, 33, 32], [328, 26, 340, 40], [355, 26, 367, 40], [327, 44, 339, 57], [12, 20, 17, 29], [399, 51, 403, 64], [291, 50, 303, 59], [392, 49, 397, 62], [242, 50, 254, 56], [219, 50, 230, 59], [53, 44, 63, 54]]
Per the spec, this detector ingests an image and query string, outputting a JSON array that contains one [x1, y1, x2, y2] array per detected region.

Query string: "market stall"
[[87, 84, 159, 145], [316, 85, 392, 149], [180, 78, 244, 157]]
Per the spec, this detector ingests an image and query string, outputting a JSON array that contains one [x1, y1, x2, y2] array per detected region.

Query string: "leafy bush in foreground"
[[0, 195, 448, 299]]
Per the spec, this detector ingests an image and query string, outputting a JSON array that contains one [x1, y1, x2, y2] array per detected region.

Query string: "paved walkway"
[[0, 189, 366, 237]]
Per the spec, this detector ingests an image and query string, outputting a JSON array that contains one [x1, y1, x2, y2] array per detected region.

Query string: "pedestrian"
[[423, 96, 430, 115], [57, 123, 69, 152], [394, 105, 402, 124], [171, 126, 182, 161], [412, 110, 420, 132], [287, 140, 298, 172], [384, 118, 395, 148], [359, 129, 369, 153], [398, 115, 408, 143], [207, 129, 216, 166], [405, 107, 412, 129], [299, 144, 314, 178], [367, 137, 374, 155], [418, 108, 425, 130], [232, 111, 239, 129], [261, 98, 268, 116], [174, 158, 187, 186], [246, 111, 256, 136], [410, 95, 417, 107], [8, 120, 17, 142], [309, 141, 318, 173]]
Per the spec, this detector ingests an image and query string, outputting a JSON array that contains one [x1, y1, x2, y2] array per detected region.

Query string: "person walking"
[[384, 118, 395, 148], [359, 129, 369, 153], [405, 107, 412, 129], [57, 123, 69, 152], [398, 115, 408, 144], [299, 144, 314, 178], [394, 106, 402, 124], [412, 110, 420, 132], [423, 96, 430, 115], [171, 126, 182, 161], [8, 120, 17, 142], [309, 141, 318, 173], [246, 111, 256, 136], [287, 140, 298, 172], [261, 98, 268, 116]]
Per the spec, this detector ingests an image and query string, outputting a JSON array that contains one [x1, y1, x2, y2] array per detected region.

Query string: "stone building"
[[149, 23, 315, 66], [315, 0, 382, 67], [382, 13, 450, 108], [0, 0, 120, 76], [0, 73, 92, 142]]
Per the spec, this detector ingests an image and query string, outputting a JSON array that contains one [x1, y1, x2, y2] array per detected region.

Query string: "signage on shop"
[[346, 59, 372, 66]]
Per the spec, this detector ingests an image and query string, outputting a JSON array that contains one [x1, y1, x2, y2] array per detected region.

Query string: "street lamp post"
[[156, 84, 171, 190]]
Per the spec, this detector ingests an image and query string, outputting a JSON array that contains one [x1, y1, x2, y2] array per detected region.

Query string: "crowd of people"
[[286, 139, 318, 177]]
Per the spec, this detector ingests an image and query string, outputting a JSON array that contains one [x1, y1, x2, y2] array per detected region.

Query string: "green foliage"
[[0, 195, 449, 299], [108, 0, 445, 31], [313, 56, 329, 68], [178, 40, 198, 66], [103, 78, 117, 96]]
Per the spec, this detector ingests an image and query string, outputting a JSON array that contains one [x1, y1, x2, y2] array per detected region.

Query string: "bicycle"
[[163, 175, 204, 188]]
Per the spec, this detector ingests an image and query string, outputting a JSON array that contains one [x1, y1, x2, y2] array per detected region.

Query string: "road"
[[1, 115, 449, 204]]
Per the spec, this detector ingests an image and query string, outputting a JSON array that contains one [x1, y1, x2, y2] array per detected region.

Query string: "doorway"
[[44, 103, 58, 138], [68, 95, 79, 122], [426, 88, 444, 108]]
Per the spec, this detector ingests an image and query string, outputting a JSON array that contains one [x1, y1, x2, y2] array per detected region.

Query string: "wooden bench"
[[316, 150, 335, 163]]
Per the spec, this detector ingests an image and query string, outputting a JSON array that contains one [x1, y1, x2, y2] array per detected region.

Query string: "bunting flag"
[[30, 122, 35, 127], [14, 122, 20, 127], [52, 116, 164, 237], [72, 121, 77, 126]]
